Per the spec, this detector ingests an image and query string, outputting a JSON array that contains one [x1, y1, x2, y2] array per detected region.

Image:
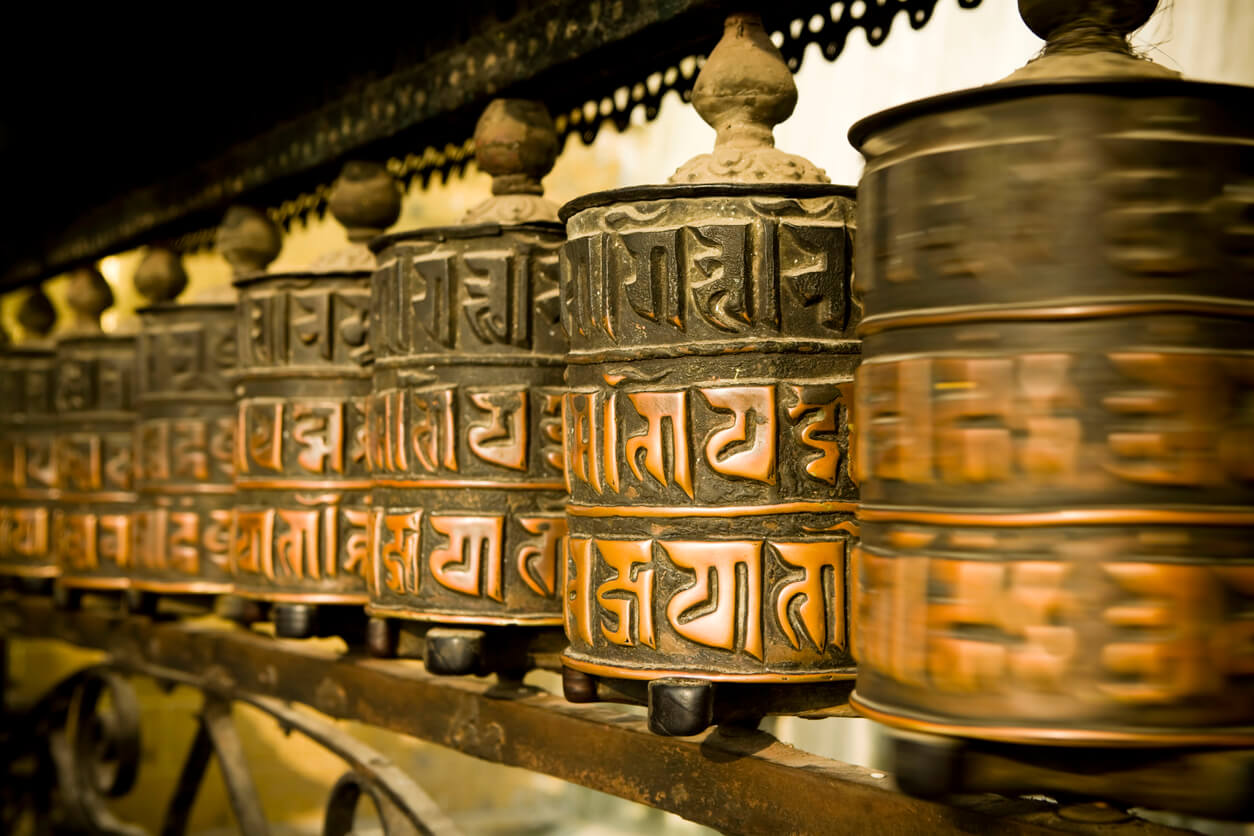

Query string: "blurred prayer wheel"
[[53, 266, 138, 606], [364, 99, 568, 674], [558, 14, 859, 735], [0, 287, 59, 589], [127, 229, 278, 614], [230, 164, 398, 639], [849, 0, 1254, 817]]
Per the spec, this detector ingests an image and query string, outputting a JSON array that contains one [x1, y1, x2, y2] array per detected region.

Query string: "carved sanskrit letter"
[[413, 255, 456, 348], [774, 541, 847, 651], [138, 421, 169, 482], [429, 515, 505, 601], [203, 510, 231, 573], [688, 223, 752, 332], [540, 391, 565, 474], [275, 509, 321, 581], [855, 360, 933, 485], [565, 537, 597, 645], [290, 291, 333, 362], [927, 558, 1010, 693], [934, 357, 1015, 484], [412, 387, 458, 474], [561, 232, 615, 339], [854, 547, 929, 687], [664, 540, 763, 658], [779, 222, 849, 330], [468, 389, 528, 471], [231, 510, 274, 577], [620, 228, 684, 329], [374, 510, 422, 595], [701, 386, 776, 483], [464, 251, 529, 348], [563, 391, 600, 493], [785, 382, 850, 485], [516, 516, 567, 598], [209, 417, 234, 479], [171, 420, 209, 480], [596, 539, 656, 648], [342, 508, 370, 580], [168, 512, 200, 575], [625, 391, 693, 498], [292, 402, 345, 474], [99, 514, 132, 570], [239, 401, 283, 474]]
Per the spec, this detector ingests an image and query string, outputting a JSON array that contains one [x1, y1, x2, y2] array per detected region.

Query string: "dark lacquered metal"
[[848, 0, 1254, 817], [557, 14, 860, 735]]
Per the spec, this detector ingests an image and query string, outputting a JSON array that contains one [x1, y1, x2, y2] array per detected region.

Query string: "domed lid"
[[670, 12, 828, 185], [15, 284, 56, 347], [63, 264, 114, 336], [461, 99, 561, 224], [133, 246, 189, 310]]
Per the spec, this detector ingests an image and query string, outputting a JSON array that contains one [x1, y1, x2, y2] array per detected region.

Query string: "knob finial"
[[16, 285, 56, 342], [327, 161, 403, 245], [133, 247, 189, 306], [463, 99, 561, 224], [66, 265, 113, 333], [1009, 0, 1177, 80], [216, 206, 282, 277]]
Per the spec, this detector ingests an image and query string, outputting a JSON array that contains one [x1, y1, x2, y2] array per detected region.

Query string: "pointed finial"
[[16, 285, 56, 341], [1008, 0, 1177, 80], [463, 99, 560, 223], [66, 265, 113, 333], [327, 161, 403, 245], [216, 206, 282, 277], [133, 247, 189, 306], [670, 13, 828, 185]]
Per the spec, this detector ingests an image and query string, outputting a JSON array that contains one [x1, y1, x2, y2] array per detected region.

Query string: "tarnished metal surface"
[[848, 0, 1254, 818], [0, 0, 983, 290], [130, 251, 237, 597], [366, 101, 567, 636], [0, 596, 1196, 836], [54, 268, 137, 594], [557, 15, 860, 733], [0, 289, 59, 579]]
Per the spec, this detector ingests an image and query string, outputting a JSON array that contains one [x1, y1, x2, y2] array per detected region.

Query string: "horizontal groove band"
[[567, 338, 860, 364], [561, 653, 856, 684], [857, 506, 1254, 527], [373, 478, 566, 491], [235, 479, 372, 492], [138, 484, 235, 496], [364, 605, 563, 627], [567, 500, 857, 518]]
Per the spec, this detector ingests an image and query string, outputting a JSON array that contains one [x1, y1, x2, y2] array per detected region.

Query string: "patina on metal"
[[558, 13, 859, 736], [0, 288, 59, 588], [231, 163, 399, 639], [365, 99, 568, 675], [128, 228, 278, 613], [52, 266, 138, 605], [849, 0, 1254, 818]]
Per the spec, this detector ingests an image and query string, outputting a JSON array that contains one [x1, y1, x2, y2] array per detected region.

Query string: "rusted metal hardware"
[[558, 13, 859, 736], [53, 267, 138, 605], [231, 163, 400, 639], [0, 288, 59, 587], [365, 99, 568, 675], [0, 0, 984, 290], [128, 247, 248, 611], [0, 596, 1202, 835], [849, 0, 1254, 818]]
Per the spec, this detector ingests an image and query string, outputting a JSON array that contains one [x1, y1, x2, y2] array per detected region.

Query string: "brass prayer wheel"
[[0, 287, 59, 588], [364, 99, 568, 674], [128, 233, 276, 612], [558, 14, 859, 735], [849, 0, 1254, 816], [53, 266, 138, 604], [230, 164, 397, 639]]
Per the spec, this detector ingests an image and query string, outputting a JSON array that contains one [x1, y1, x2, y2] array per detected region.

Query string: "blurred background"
[[7, 0, 1254, 832]]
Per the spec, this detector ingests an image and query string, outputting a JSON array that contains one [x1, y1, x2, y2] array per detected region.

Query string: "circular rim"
[[233, 267, 371, 289], [370, 220, 565, 253], [849, 76, 1254, 149], [561, 651, 855, 684], [559, 182, 856, 223], [137, 300, 235, 315]]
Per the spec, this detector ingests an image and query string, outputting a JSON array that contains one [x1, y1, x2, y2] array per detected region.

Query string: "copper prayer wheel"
[[364, 99, 568, 674], [0, 287, 59, 589], [849, 0, 1254, 817], [230, 164, 397, 639], [127, 232, 276, 613], [53, 266, 138, 606], [558, 14, 859, 735]]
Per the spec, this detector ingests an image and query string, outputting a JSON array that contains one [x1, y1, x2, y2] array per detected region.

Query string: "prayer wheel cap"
[[216, 206, 281, 277], [327, 160, 402, 245], [671, 12, 828, 185], [463, 99, 561, 224], [1019, 0, 1158, 42], [16, 285, 55, 340], [133, 247, 188, 306], [66, 265, 112, 333]]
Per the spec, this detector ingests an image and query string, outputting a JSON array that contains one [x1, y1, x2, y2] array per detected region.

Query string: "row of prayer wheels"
[[2, 0, 1253, 817]]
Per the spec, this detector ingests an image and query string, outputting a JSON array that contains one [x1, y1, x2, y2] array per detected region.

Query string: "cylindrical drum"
[[558, 14, 860, 735], [0, 293, 58, 583], [131, 254, 237, 600], [54, 269, 138, 596], [849, 0, 1254, 815], [365, 100, 568, 673], [229, 162, 398, 638]]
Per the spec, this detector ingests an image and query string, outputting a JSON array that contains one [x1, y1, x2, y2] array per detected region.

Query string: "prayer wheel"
[[558, 13, 859, 735], [53, 267, 138, 607], [849, 0, 1254, 817], [364, 99, 568, 675], [230, 163, 398, 639], [0, 287, 58, 590]]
